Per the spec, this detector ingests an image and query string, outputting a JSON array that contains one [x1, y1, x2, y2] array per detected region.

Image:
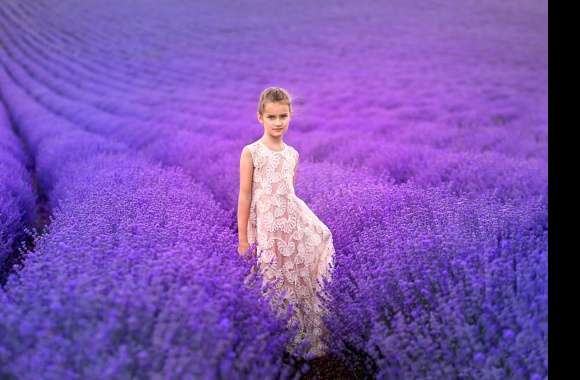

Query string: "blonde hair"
[[257, 87, 292, 115]]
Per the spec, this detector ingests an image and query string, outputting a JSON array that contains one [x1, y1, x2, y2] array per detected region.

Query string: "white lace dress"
[[245, 139, 336, 358]]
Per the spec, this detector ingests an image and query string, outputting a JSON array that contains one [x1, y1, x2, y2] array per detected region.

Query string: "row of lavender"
[[0, 96, 36, 280], [0, 0, 547, 378]]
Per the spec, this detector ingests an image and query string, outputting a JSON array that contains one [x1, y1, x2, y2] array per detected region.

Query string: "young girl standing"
[[237, 87, 336, 358]]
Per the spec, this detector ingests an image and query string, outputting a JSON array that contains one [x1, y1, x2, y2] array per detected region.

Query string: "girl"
[[237, 87, 336, 359]]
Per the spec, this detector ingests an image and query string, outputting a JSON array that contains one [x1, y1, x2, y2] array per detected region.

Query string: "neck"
[[261, 135, 283, 146]]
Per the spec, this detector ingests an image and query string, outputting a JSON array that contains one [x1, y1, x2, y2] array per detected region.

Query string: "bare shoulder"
[[243, 142, 257, 153], [243, 143, 260, 167], [241, 145, 253, 160]]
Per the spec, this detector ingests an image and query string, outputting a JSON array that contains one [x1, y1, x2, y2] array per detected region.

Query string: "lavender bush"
[[314, 181, 547, 378]]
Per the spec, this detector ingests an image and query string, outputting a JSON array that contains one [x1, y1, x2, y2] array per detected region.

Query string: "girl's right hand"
[[238, 242, 255, 258]]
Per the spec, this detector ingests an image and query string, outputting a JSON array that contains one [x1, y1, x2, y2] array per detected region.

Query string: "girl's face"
[[257, 101, 291, 137]]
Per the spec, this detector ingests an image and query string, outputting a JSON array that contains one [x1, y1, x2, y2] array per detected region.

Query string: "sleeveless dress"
[[245, 139, 336, 358]]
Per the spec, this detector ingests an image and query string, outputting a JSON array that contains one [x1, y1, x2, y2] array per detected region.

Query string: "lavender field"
[[0, 0, 547, 379]]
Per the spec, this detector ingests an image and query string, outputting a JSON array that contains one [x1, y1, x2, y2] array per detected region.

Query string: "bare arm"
[[237, 146, 254, 244]]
